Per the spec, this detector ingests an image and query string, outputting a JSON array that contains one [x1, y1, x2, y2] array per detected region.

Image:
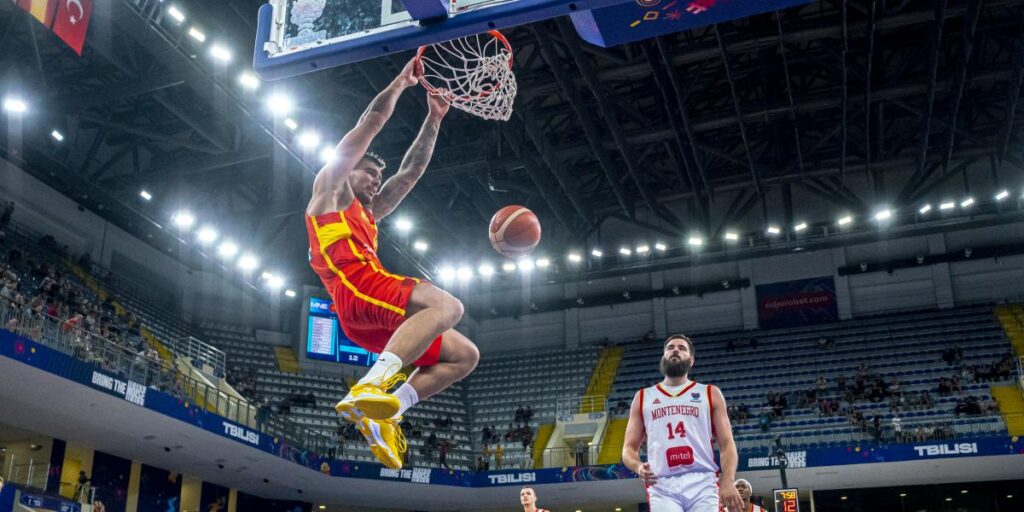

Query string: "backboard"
[[252, 0, 814, 80]]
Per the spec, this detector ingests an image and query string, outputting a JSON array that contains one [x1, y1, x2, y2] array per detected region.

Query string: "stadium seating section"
[[1, 218, 1017, 472]]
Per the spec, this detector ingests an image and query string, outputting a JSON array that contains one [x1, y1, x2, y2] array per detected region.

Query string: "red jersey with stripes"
[[641, 381, 719, 477], [307, 197, 381, 271]]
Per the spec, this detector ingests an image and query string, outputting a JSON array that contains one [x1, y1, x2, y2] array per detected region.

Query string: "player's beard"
[[660, 356, 691, 378]]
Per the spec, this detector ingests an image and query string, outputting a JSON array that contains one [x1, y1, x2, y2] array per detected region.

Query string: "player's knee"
[[463, 340, 480, 370], [440, 296, 464, 328]]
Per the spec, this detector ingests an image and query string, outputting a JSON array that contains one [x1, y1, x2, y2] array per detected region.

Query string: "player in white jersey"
[[519, 487, 551, 512], [734, 479, 767, 512], [622, 334, 743, 512]]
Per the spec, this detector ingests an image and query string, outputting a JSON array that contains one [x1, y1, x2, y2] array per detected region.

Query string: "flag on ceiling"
[[14, 0, 93, 56]]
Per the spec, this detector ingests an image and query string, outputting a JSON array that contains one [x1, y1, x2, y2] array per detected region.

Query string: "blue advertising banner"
[[755, 276, 839, 329], [91, 451, 131, 512]]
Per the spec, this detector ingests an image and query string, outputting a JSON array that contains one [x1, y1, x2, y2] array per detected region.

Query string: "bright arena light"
[[298, 130, 320, 149], [995, 190, 1009, 201], [413, 240, 428, 252], [919, 204, 932, 214], [456, 266, 473, 281], [320, 146, 335, 164], [591, 249, 603, 258], [284, 118, 298, 131], [267, 275, 285, 289], [567, 253, 582, 263], [502, 262, 516, 272], [478, 264, 495, 276], [766, 225, 781, 235], [238, 72, 260, 90], [724, 231, 739, 241], [167, 5, 185, 23], [518, 258, 535, 272], [838, 215, 853, 225], [187, 27, 206, 42], [536, 257, 550, 268], [217, 241, 238, 258], [654, 242, 667, 251], [3, 97, 27, 113], [139, 190, 153, 201], [636, 245, 650, 254], [960, 197, 975, 208], [209, 45, 232, 62], [874, 209, 892, 221], [284, 289, 296, 298], [438, 267, 455, 282], [237, 253, 259, 271], [394, 217, 413, 232], [940, 201, 956, 210], [794, 222, 808, 232], [261, 271, 273, 280], [172, 210, 195, 228], [196, 226, 218, 244], [688, 236, 704, 246], [51, 130, 64, 141], [266, 94, 294, 116], [618, 247, 632, 256]]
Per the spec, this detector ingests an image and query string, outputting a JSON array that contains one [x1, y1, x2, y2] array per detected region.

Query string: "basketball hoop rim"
[[415, 30, 514, 98]]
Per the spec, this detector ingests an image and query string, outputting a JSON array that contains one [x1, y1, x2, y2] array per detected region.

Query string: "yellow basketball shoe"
[[356, 416, 407, 470], [335, 373, 406, 421]]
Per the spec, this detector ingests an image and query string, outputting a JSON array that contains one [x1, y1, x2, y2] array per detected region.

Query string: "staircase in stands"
[[580, 346, 624, 413], [993, 304, 1024, 436]]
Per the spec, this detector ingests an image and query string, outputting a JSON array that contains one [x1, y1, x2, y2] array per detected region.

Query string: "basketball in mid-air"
[[489, 205, 541, 258]]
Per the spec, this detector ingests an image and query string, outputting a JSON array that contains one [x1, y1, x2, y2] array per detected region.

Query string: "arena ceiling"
[[0, 0, 1023, 294]]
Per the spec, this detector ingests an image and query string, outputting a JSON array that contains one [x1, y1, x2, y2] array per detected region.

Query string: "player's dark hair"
[[362, 151, 386, 170], [665, 334, 694, 357]]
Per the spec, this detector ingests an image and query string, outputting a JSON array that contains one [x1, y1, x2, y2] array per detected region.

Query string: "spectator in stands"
[[816, 376, 828, 393], [891, 416, 903, 443], [950, 374, 962, 394], [0, 201, 14, 231], [954, 396, 983, 417], [817, 336, 834, 350], [524, 405, 533, 422], [643, 330, 656, 343], [481, 425, 491, 444], [515, 405, 525, 424], [758, 409, 772, 432], [438, 439, 452, 469], [495, 444, 504, 470], [476, 456, 486, 472]]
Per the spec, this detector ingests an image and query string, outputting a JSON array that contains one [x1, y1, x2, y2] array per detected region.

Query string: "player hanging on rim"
[[622, 335, 744, 512], [305, 57, 479, 470]]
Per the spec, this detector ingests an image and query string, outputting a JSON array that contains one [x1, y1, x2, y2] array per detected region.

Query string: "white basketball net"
[[417, 32, 517, 121]]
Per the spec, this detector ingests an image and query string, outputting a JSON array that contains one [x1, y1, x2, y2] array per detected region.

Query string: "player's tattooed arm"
[[308, 59, 419, 217], [372, 92, 449, 219]]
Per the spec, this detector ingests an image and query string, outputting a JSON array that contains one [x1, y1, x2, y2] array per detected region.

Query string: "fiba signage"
[[486, 472, 537, 485], [746, 451, 808, 469], [222, 421, 260, 445], [755, 276, 839, 329], [913, 443, 978, 457]]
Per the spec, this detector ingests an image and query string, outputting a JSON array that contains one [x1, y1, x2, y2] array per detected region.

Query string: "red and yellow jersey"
[[306, 197, 381, 271]]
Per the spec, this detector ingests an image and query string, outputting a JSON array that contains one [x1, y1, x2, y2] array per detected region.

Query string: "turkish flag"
[[50, 0, 93, 56]]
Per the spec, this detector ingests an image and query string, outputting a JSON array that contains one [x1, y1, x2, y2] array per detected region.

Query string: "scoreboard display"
[[773, 489, 800, 512], [304, 297, 378, 366]]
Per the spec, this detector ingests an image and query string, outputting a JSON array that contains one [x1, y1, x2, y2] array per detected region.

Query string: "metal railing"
[[170, 336, 227, 378], [0, 299, 335, 458], [4, 460, 50, 491], [557, 395, 607, 419], [539, 444, 600, 468]]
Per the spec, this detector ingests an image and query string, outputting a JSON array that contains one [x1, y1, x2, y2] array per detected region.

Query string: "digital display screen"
[[305, 297, 378, 366], [774, 489, 800, 512]]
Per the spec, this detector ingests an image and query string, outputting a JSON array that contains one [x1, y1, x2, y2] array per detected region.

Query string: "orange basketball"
[[489, 205, 541, 258]]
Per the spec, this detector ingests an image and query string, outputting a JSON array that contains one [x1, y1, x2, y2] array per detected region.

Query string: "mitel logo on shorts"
[[666, 446, 694, 467], [913, 443, 977, 457], [487, 472, 536, 485], [222, 422, 260, 445]]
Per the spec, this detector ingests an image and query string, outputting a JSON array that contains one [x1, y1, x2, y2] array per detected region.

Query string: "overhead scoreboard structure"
[[253, 0, 812, 80]]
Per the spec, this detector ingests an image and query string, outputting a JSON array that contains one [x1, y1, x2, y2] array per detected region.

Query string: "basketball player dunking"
[[519, 487, 551, 512], [622, 335, 743, 512], [734, 479, 767, 512], [306, 58, 480, 469]]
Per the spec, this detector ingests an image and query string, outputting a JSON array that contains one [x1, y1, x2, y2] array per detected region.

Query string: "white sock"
[[393, 383, 419, 417], [357, 351, 404, 387]]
